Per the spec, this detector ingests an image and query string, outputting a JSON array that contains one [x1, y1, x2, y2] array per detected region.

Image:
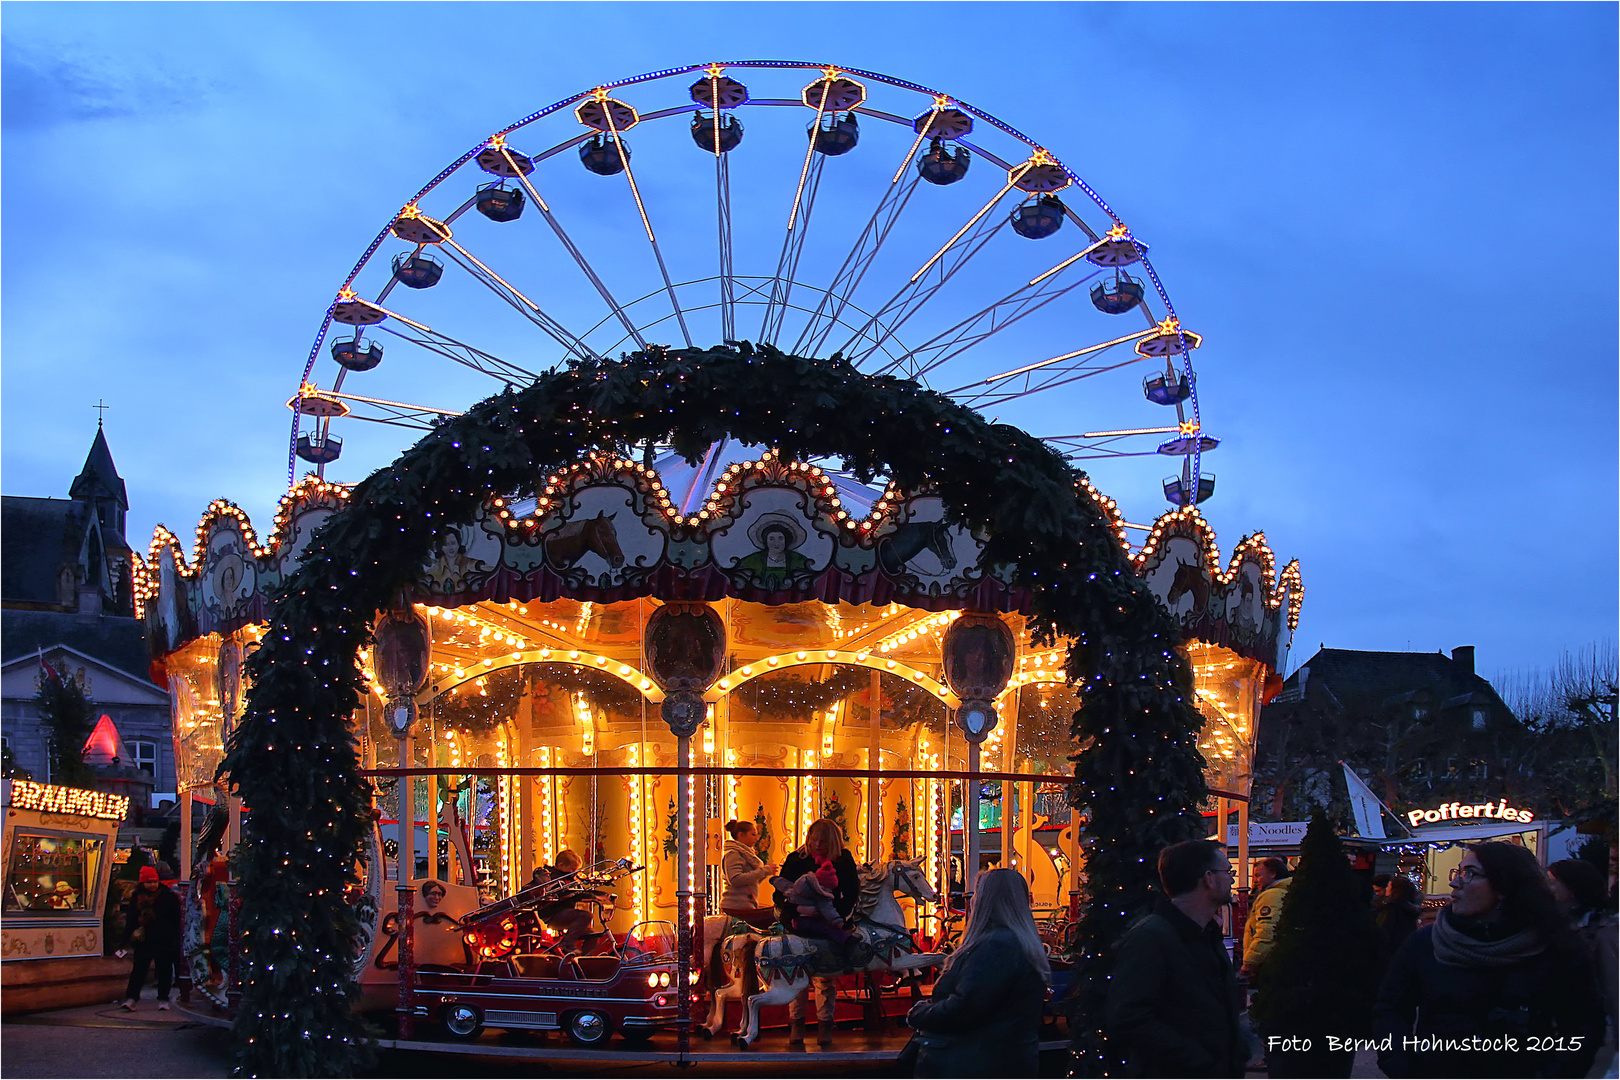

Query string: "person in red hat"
[[119, 865, 182, 1011]]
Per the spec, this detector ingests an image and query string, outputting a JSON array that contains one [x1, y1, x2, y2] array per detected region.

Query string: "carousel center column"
[[374, 605, 431, 1040], [644, 602, 727, 1055], [941, 615, 1015, 907]]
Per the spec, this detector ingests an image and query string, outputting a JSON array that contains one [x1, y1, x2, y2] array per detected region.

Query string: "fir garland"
[[222, 343, 1208, 1076]]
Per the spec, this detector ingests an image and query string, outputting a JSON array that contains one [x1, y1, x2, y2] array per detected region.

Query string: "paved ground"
[[3, 990, 1388, 1078]]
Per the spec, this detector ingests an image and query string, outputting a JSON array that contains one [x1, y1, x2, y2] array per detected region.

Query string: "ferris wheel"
[[287, 61, 1215, 510]]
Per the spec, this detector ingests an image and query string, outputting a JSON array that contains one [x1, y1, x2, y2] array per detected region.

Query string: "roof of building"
[[69, 426, 128, 510], [1, 496, 81, 604], [0, 610, 152, 682], [1282, 646, 1511, 718]]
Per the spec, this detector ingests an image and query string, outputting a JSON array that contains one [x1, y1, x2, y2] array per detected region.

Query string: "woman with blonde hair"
[[906, 868, 1050, 1077], [774, 818, 860, 1047]]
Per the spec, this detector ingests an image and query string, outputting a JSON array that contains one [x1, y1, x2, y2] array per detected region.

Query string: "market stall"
[[1, 779, 130, 1012]]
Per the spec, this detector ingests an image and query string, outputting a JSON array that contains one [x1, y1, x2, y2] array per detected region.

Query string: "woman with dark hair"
[[906, 868, 1050, 1077], [1549, 859, 1617, 1077], [1374, 842, 1603, 1078]]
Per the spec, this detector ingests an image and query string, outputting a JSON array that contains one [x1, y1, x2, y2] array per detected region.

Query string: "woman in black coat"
[[907, 868, 1050, 1077], [775, 818, 861, 1046], [1374, 842, 1603, 1078]]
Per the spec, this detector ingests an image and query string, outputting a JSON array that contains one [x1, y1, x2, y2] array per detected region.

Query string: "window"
[[131, 740, 157, 778], [4, 831, 104, 914], [1471, 760, 1489, 780], [1471, 707, 1488, 731]]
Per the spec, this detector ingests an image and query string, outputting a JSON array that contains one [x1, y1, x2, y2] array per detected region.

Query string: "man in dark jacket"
[[119, 866, 183, 1010], [1105, 839, 1247, 1077]]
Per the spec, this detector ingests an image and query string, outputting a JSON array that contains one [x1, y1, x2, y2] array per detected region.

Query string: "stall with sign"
[[1, 779, 130, 1011]]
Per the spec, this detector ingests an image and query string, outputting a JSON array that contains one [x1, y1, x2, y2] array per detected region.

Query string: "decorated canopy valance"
[[138, 454, 1301, 669]]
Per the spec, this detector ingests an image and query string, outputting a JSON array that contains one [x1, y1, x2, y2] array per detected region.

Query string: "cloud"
[[1, 39, 214, 131]]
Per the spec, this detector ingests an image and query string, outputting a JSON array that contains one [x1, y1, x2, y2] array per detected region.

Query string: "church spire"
[[69, 425, 128, 538]]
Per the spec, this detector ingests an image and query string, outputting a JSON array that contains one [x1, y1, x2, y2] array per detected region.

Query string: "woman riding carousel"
[[773, 818, 860, 1047]]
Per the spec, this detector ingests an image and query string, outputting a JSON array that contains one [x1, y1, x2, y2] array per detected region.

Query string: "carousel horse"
[[699, 914, 767, 1037], [182, 805, 231, 1007], [733, 857, 945, 1049]]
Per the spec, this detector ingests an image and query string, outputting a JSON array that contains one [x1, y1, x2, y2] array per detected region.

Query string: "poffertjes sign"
[[1405, 800, 1535, 828]]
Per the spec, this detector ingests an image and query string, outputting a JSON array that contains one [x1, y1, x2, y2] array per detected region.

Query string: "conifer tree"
[[1251, 809, 1383, 1077], [37, 660, 95, 787]]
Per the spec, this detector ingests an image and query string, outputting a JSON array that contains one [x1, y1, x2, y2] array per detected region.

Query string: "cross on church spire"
[[93, 399, 110, 427]]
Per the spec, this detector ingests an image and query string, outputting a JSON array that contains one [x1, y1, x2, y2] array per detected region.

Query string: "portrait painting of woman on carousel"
[[729, 512, 815, 592], [423, 526, 488, 594]]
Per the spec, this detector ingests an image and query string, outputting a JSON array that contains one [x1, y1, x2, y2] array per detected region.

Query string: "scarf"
[[1432, 907, 1545, 968]]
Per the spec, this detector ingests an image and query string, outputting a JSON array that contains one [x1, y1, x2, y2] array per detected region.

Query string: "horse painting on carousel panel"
[[1146, 535, 1209, 621], [541, 486, 665, 588], [874, 497, 981, 583]]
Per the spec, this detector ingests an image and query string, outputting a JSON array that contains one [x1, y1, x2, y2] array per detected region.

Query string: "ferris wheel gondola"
[[289, 61, 1214, 509]]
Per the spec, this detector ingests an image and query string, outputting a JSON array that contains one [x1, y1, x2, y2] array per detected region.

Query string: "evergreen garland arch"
[[223, 343, 1210, 1076]]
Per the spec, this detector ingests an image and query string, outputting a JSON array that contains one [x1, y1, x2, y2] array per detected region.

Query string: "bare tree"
[[1496, 641, 1617, 812]]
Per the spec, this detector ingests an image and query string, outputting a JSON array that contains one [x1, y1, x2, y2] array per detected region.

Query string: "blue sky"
[[3, 3, 1614, 680]]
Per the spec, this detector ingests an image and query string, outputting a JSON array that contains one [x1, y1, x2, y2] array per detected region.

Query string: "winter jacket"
[[1105, 900, 1247, 1078], [1573, 909, 1618, 1035], [121, 884, 182, 956], [776, 848, 859, 924], [719, 839, 773, 911], [1242, 876, 1292, 971], [908, 927, 1047, 1077], [1373, 912, 1603, 1078], [1374, 893, 1423, 962]]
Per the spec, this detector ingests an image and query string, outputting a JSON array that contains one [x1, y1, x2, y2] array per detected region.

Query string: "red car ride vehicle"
[[410, 920, 697, 1046]]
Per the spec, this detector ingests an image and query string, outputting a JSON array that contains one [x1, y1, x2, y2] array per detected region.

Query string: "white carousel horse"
[[698, 914, 764, 1036], [734, 856, 946, 1049]]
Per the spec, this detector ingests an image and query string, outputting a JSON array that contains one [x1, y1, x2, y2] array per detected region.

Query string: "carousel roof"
[[653, 441, 881, 519]]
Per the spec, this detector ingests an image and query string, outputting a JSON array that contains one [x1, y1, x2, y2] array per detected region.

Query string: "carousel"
[[134, 62, 1303, 1071]]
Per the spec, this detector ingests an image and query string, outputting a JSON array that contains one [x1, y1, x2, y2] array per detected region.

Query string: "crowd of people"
[[1100, 838, 1616, 1079], [114, 811, 1614, 1079]]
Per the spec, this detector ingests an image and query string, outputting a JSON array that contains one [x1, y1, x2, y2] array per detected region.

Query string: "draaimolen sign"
[[1406, 800, 1535, 827]]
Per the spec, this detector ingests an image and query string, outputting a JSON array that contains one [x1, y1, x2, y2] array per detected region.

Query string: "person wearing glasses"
[[1373, 841, 1603, 1078], [1104, 839, 1247, 1077]]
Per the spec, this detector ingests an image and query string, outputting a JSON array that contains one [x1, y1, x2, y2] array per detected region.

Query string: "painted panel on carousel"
[[200, 522, 260, 629], [274, 501, 338, 582], [149, 551, 197, 657], [420, 522, 499, 597], [872, 495, 986, 596], [1144, 533, 1210, 625], [712, 488, 836, 595], [540, 484, 666, 591]]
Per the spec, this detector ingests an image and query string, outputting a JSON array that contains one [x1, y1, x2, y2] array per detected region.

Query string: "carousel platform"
[[177, 1001, 1067, 1067]]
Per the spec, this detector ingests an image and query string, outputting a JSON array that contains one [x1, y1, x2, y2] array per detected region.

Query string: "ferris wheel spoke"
[[845, 211, 1006, 373], [376, 322, 538, 385], [597, 104, 695, 350], [500, 148, 649, 352], [759, 154, 827, 345], [957, 351, 1152, 410], [946, 328, 1155, 396], [433, 240, 597, 362], [293, 385, 462, 430], [714, 150, 737, 343], [791, 171, 922, 358], [903, 264, 1103, 384]]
